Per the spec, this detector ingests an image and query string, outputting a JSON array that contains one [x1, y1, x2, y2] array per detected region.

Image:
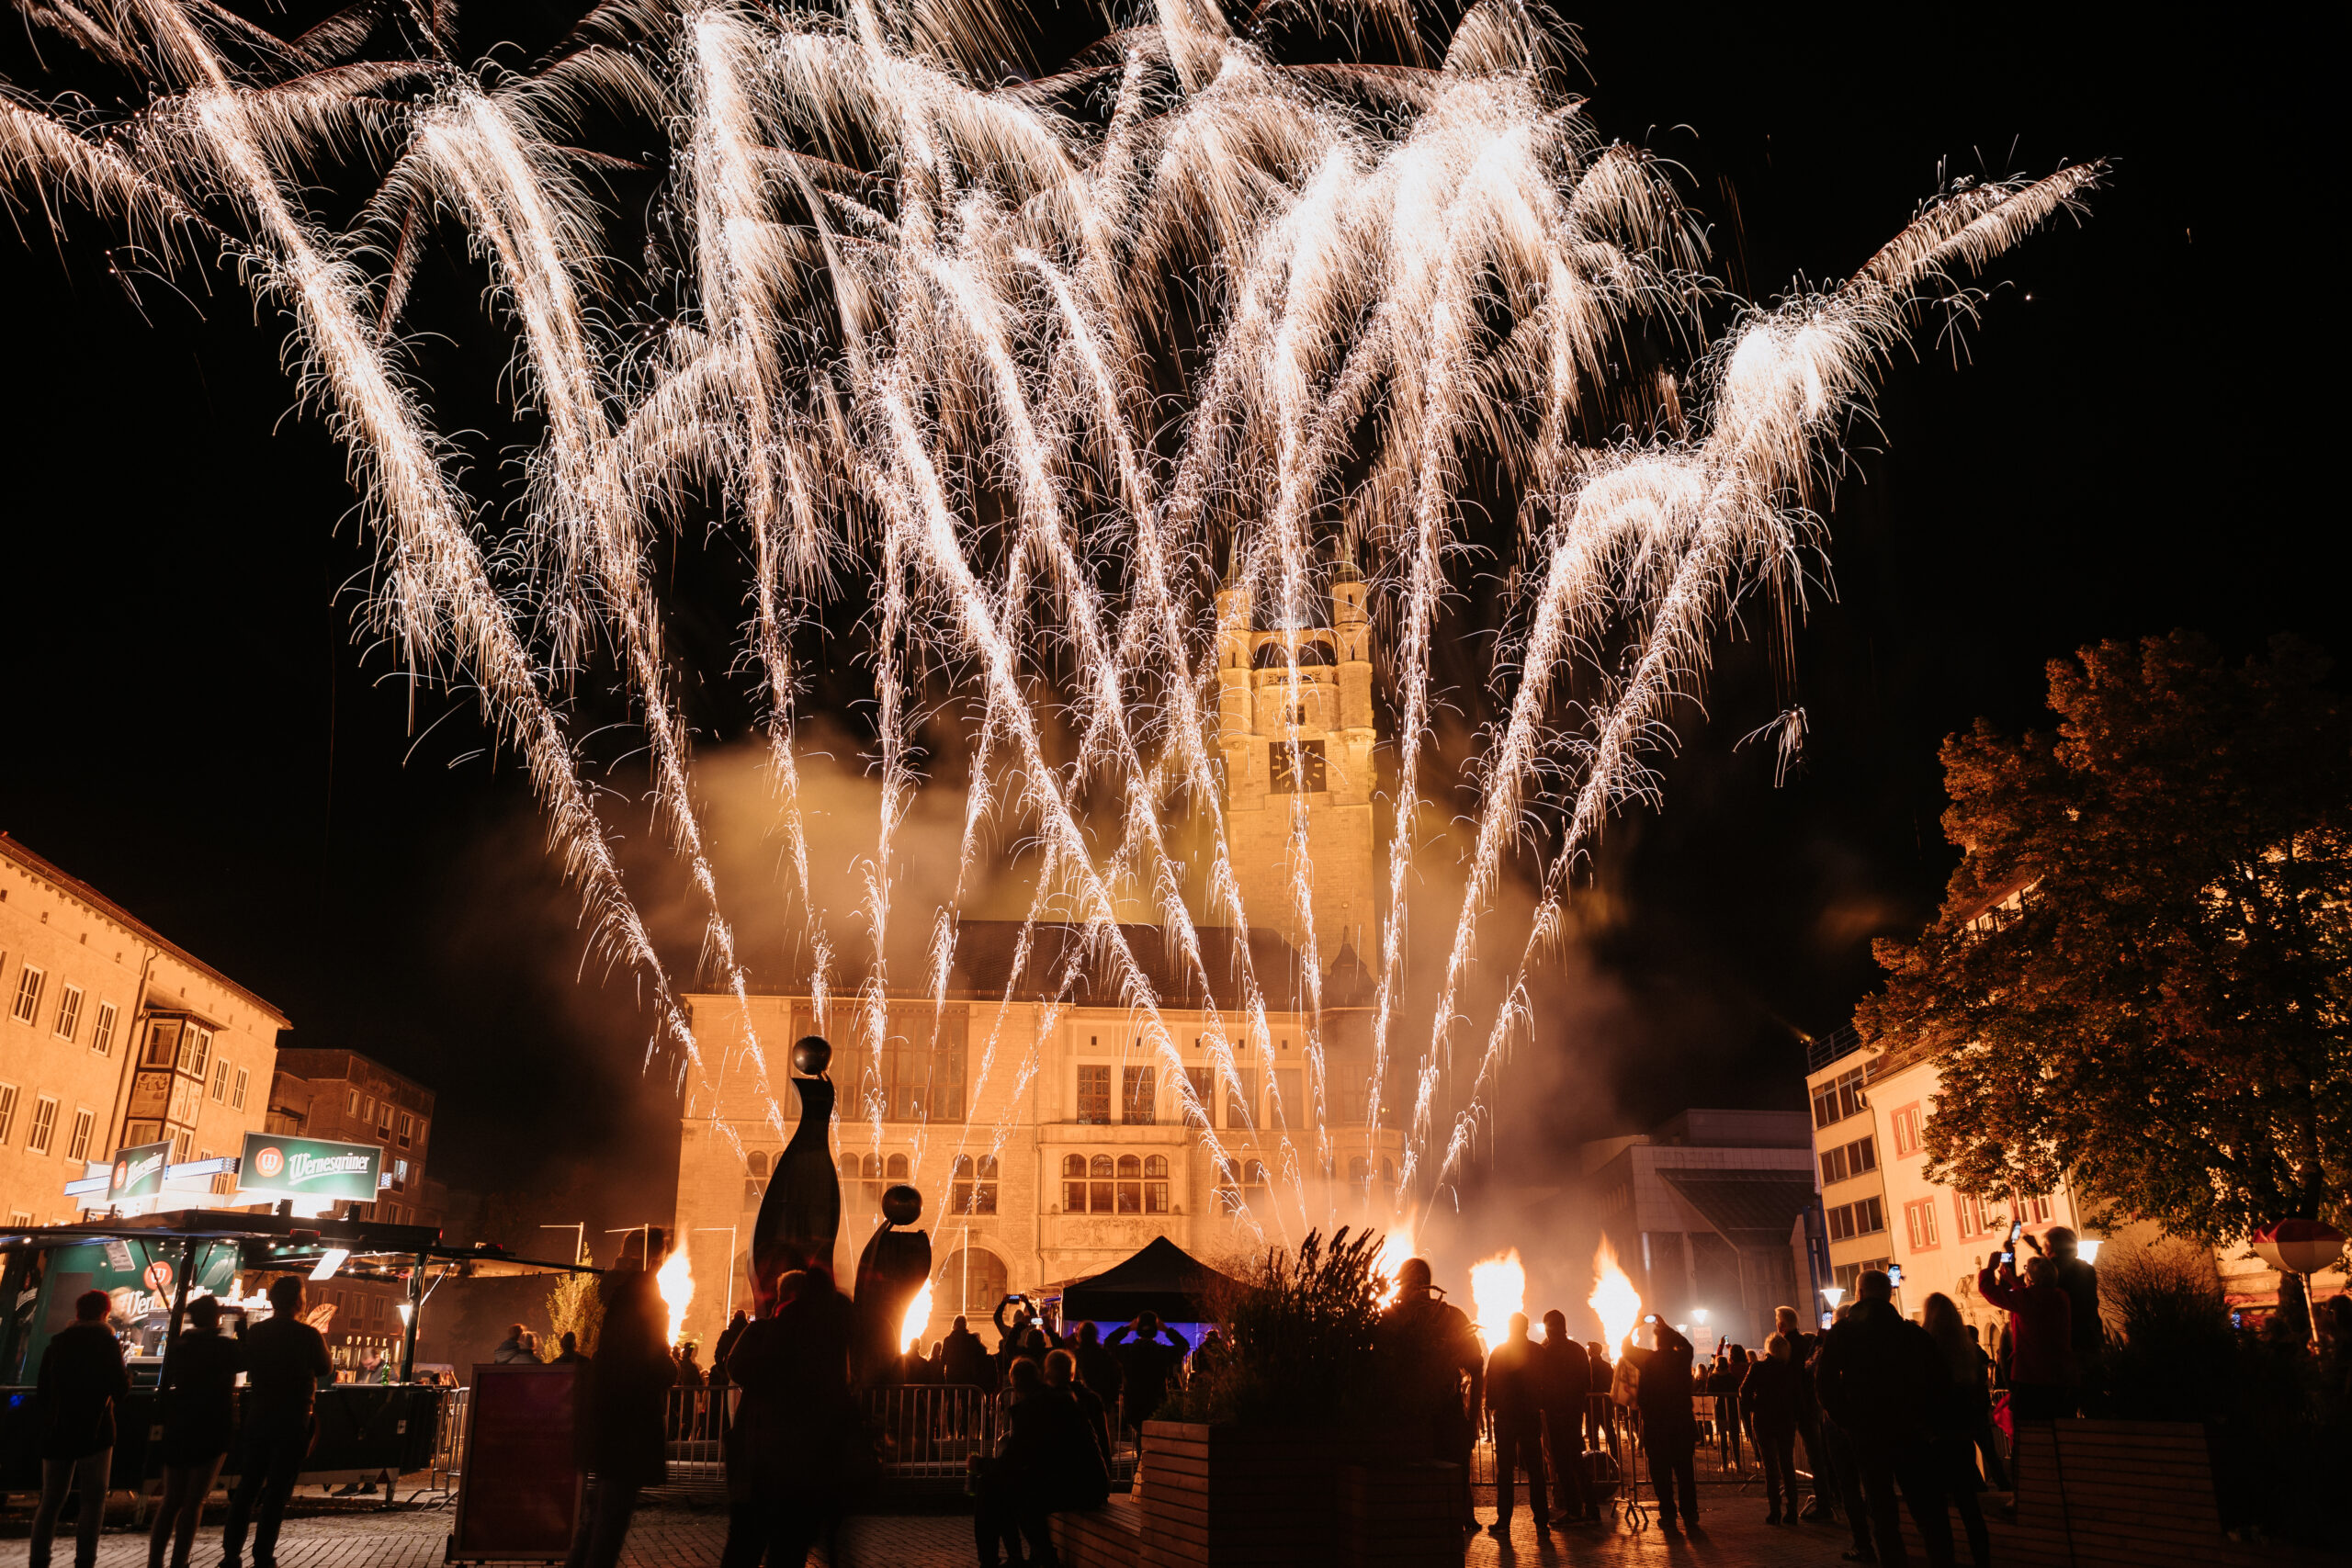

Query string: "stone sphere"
[[881, 1184, 923, 1227], [792, 1035, 832, 1076]]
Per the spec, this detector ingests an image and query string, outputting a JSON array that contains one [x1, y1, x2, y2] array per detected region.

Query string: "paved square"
[[2, 1485, 1868, 1568]]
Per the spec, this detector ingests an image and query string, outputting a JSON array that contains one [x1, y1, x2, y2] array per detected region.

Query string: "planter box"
[[1138, 1420, 1442, 1568]]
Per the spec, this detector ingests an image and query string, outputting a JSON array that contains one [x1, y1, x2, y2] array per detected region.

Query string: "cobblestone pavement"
[[1, 1486, 1867, 1568]]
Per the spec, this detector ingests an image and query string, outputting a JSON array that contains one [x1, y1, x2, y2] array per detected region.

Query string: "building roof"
[[1658, 1168, 1821, 1246], [273, 1048, 434, 1103], [0, 831, 290, 1028], [738, 919, 1334, 1014]]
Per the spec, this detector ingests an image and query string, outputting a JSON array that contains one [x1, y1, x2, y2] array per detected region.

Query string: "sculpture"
[[750, 1035, 842, 1313], [853, 1183, 933, 1384]]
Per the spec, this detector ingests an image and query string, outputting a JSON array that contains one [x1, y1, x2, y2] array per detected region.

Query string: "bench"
[[1048, 1494, 1143, 1568]]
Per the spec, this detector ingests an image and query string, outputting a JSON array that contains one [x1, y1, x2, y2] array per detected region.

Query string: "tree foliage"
[[1858, 632, 2352, 1240]]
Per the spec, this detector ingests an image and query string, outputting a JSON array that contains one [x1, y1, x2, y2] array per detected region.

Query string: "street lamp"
[[1691, 1307, 1710, 1331]]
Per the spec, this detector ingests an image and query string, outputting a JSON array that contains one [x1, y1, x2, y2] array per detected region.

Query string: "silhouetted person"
[[1484, 1313, 1550, 1535], [30, 1289, 127, 1568], [1815, 1269, 1958, 1568], [942, 1314, 994, 1389], [975, 1356, 1107, 1566], [149, 1295, 243, 1568], [1922, 1294, 1992, 1568], [729, 1267, 858, 1568], [493, 1322, 535, 1363], [1622, 1318, 1699, 1530], [1739, 1333, 1804, 1524], [1535, 1311, 1594, 1522], [554, 1331, 591, 1365], [676, 1342, 707, 1387], [1046, 1348, 1114, 1474], [1072, 1321, 1125, 1411], [568, 1267, 672, 1568], [712, 1310, 748, 1391], [1103, 1313, 1190, 1432], [1976, 1254, 2073, 1422], [1584, 1340, 1614, 1458], [222, 1276, 333, 1568], [1377, 1258, 1483, 1530], [1771, 1304, 1837, 1522], [2031, 1226, 2101, 1408]]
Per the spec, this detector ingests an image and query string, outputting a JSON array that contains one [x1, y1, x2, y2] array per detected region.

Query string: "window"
[[839, 1011, 969, 1122], [1905, 1198, 1940, 1252], [1089, 1154, 1114, 1214], [1182, 1067, 1216, 1126], [1121, 1066, 1155, 1125], [1826, 1196, 1886, 1242], [1849, 1134, 1877, 1173], [1273, 1067, 1303, 1123], [1062, 1154, 1089, 1212], [53, 984, 83, 1042], [361, 1095, 376, 1122], [1269, 739, 1327, 794], [1115, 1155, 1144, 1214], [1144, 1155, 1170, 1213], [951, 1156, 999, 1215], [1953, 1191, 1986, 1241], [1890, 1102, 1924, 1159], [1241, 1159, 1270, 1196], [1225, 1069, 1261, 1128], [0, 1083, 17, 1144], [1811, 1066, 1867, 1129], [745, 1150, 770, 1207], [66, 1109, 94, 1163], [346, 1089, 359, 1115], [91, 1001, 117, 1055], [170, 1127, 192, 1164], [7, 1212, 30, 1229], [144, 1021, 176, 1067], [1820, 1134, 1876, 1187], [1834, 1258, 1892, 1298], [211, 1059, 231, 1101], [1821, 1145, 1848, 1186], [1075, 1066, 1112, 1125], [2020, 1190, 2053, 1224], [11, 964, 44, 1024], [27, 1096, 60, 1156], [178, 1026, 212, 1078], [399, 1112, 414, 1146]]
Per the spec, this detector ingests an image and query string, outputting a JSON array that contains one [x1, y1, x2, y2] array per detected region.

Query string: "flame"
[[656, 1243, 695, 1348], [1374, 1224, 1416, 1308], [1589, 1238, 1642, 1350], [899, 1280, 935, 1354], [1468, 1249, 1526, 1348]]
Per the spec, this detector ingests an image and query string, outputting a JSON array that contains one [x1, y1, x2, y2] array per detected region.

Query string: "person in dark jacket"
[[974, 1357, 1105, 1567], [1620, 1318, 1700, 1530], [149, 1296, 244, 1568], [1738, 1333, 1804, 1524], [727, 1269, 858, 1568], [1536, 1310, 1595, 1523], [940, 1314, 995, 1390], [31, 1289, 129, 1568], [1814, 1270, 1958, 1568], [1584, 1340, 1615, 1460], [220, 1276, 333, 1568], [1102, 1313, 1190, 1433], [1772, 1304, 1838, 1522], [1483, 1314, 1550, 1535], [2031, 1227, 2101, 1409], [1045, 1349, 1115, 1477], [1071, 1320, 1125, 1414], [1378, 1259, 1484, 1531], [568, 1268, 673, 1568], [554, 1331, 591, 1365]]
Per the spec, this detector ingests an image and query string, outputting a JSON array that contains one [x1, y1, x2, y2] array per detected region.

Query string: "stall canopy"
[[1058, 1236, 1242, 1325]]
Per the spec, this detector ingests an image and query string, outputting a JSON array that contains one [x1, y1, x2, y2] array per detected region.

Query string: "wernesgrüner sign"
[[236, 1133, 383, 1203]]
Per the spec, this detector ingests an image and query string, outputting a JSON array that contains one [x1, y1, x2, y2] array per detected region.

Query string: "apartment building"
[[1, 833, 286, 1227]]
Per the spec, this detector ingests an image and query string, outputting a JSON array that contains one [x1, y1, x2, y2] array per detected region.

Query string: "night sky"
[[0, 3, 2335, 1236]]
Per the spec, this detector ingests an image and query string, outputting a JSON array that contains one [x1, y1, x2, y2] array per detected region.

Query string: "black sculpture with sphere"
[[751, 1035, 842, 1314], [854, 1183, 933, 1384]]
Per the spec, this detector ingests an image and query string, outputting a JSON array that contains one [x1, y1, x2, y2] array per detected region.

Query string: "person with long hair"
[[1921, 1294, 1993, 1568]]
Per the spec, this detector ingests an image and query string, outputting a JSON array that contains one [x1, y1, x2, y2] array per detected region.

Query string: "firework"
[[0, 0, 2093, 1239]]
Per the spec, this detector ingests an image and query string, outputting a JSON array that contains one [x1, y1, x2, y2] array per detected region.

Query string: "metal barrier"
[[867, 1384, 999, 1481], [413, 1385, 470, 1506]]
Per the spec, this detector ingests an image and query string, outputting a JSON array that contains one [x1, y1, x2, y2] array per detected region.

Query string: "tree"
[[545, 1241, 604, 1359], [1859, 632, 2352, 1256]]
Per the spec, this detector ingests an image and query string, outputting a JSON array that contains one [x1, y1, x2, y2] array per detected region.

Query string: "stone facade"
[[0, 833, 286, 1228]]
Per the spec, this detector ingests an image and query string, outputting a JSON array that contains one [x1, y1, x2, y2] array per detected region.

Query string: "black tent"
[[1057, 1235, 1242, 1324]]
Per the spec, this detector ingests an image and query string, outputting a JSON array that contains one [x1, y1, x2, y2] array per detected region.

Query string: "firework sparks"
[[0, 0, 2095, 1238]]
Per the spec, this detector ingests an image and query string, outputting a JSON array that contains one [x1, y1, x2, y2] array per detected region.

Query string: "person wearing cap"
[[1378, 1258, 1484, 1531]]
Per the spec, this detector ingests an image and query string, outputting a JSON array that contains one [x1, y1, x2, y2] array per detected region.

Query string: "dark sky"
[[0, 3, 2335, 1233]]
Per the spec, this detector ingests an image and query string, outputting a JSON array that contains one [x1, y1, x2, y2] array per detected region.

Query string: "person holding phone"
[[1620, 1316, 1701, 1530]]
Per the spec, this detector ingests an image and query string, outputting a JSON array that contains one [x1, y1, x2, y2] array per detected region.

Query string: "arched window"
[[1116, 1155, 1143, 1214], [886, 1153, 910, 1181], [1089, 1155, 1115, 1213], [953, 1155, 999, 1215], [1347, 1156, 1370, 1185], [1379, 1156, 1396, 1186], [839, 1154, 860, 1182], [1144, 1155, 1170, 1213], [1242, 1159, 1271, 1192], [748, 1151, 771, 1178], [1252, 638, 1334, 669], [860, 1153, 885, 1206], [1062, 1154, 1088, 1213], [935, 1248, 1011, 1325], [1214, 1172, 1242, 1215]]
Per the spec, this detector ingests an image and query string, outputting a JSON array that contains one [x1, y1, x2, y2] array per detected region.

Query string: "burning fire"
[[1374, 1224, 1416, 1307], [656, 1243, 695, 1348], [1468, 1249, 1526, 1348], [899, 1280, 935, 1355], [1589, 1238, 1642, 1350]]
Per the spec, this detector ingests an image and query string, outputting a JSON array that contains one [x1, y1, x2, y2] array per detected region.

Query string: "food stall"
[[0, 1210, 594, 1495]]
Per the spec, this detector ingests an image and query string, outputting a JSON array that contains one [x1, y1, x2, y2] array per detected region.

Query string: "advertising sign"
[[108, 1141, 171, 1202], [235, 1133, 383, 1203]]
